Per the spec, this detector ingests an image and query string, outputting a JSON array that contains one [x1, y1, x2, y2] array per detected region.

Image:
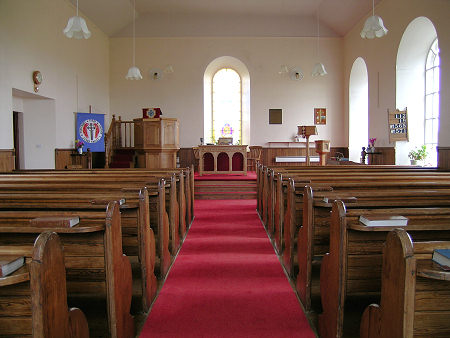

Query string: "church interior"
[[0, 0, 449, 337]]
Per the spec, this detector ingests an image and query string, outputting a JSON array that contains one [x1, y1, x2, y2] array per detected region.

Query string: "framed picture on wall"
[[314, 108, 326, 125], [269, 109, 282, 124]]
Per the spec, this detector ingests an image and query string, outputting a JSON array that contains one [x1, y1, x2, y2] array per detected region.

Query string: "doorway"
[[12, 111, 22, 170]]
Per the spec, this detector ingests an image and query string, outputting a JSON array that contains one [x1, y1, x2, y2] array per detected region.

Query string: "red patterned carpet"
[[139, 199, 315, 337]]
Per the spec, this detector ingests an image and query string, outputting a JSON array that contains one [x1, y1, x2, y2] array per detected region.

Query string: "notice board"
[[388, 108, 408, 143]]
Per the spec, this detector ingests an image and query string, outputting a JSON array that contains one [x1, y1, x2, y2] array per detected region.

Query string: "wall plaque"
[[388, 108, 408, 143]]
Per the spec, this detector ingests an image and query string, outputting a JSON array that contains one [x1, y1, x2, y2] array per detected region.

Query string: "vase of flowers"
[[408, 145, 427, 165], [75, 139, 84, 154], [368, 138, 376, 153]]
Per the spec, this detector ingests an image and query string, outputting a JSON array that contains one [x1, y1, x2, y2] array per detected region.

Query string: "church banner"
[[76, 113, 105, 152]]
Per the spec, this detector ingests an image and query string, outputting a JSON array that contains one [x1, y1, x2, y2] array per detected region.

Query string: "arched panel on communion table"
[[198, 145, 247, 176]]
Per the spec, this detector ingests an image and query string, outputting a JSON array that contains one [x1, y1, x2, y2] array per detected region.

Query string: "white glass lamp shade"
[[312, 62, 327, 77], [125, 66, 143, 80], [360, 15, 388, 39], [63, 16, 91, 39]]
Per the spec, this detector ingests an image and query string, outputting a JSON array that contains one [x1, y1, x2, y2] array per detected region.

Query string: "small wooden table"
[[198, 145, 247, 176]]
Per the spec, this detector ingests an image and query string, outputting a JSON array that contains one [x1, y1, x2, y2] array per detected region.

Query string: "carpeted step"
[[195, 185, 256, 193], [195, 191, 257, 200]]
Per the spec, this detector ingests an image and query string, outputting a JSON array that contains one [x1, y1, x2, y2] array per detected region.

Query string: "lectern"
[[133, 118, 179, 168], [298, 126, 317, 166]]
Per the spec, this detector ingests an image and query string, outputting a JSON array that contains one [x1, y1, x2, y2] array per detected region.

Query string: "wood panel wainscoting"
[[178, 146, 350, 172], [0, 149, 15, 172], [438, 146, 450, 170], [55, 149, 93, 169], [366, 147, 395, 165]]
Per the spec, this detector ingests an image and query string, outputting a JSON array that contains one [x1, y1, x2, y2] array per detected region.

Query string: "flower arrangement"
[[408, 145, 428, 161], [75, 139, 84, 149], [368, 138, 376, 147]]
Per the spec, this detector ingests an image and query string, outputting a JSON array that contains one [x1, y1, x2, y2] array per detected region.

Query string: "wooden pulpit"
[[133, 118, 179, 168]]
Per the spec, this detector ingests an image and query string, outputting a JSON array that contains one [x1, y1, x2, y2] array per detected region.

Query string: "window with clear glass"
[[211, 68, 242, 144], [424, 39, 440, 166]]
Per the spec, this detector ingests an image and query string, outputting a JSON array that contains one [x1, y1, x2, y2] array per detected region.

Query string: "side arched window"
[[424, 38, 440, 166]]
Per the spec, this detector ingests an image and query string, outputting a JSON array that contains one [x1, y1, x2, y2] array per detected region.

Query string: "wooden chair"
[[247, 146, 262, 172]]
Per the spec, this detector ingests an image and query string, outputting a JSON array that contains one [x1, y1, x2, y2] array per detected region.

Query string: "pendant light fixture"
[[63, 0, 91, 39], [126, 0, 143, 80], [312, 8, 327, 77], [360, 0, 388, 39]]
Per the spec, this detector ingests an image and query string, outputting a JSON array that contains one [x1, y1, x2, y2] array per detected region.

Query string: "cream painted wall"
[[0, 0, 110, 168], [343, 0, 450, 150], [110, 37, 344, 148]]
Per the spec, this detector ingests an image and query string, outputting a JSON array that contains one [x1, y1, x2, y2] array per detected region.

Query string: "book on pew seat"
[[359, 215, 408, 226], [29, 216, 80, 228], [432, 249, 450, 270], [0, 256, 25, 277], [322, 196, 357, 203]]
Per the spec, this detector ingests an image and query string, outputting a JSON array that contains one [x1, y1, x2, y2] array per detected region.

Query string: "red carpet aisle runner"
[[140, 199, 315, 338]]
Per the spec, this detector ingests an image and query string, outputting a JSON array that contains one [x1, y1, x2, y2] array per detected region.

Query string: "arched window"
[[424, 39, 440, 166], [396, 17, 437, 165], [211, 68, 242, 144], [203, 56, 250, 146]]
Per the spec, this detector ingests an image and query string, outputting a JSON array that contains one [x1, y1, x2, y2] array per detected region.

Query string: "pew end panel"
[[361, 229, 450, 338], [360, 228, 415, 338], [31, 231, 90, 338], [104, 201, 135, 338], [318, 200, 347, 338]]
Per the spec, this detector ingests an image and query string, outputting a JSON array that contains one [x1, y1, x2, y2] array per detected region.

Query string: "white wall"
[[0, 0, 110, 168], [343, 0, 450, 152], [110, 37, 344, 148]]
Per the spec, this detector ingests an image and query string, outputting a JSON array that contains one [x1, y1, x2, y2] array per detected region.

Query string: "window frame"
[[211, 67, 243, 144], [424, 38, 440, 165]]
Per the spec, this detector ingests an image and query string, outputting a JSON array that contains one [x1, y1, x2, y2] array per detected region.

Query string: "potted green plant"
[[408, 145, 427, 165]]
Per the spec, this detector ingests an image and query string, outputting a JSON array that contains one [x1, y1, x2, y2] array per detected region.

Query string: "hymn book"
[[432, 249, 450, 270], [359, 215, 408, 226], [29, 216, 80, 228], [0, 256, 25, 277]]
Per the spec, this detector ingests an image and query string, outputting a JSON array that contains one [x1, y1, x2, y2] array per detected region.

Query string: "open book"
[[29, 216, 80, 228], [0, 256, 25, 277], [359, 215, 408, 226]]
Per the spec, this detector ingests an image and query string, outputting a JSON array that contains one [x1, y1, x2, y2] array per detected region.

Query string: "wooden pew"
[[0, 201, 135, 338], [257, 163, 449, 222], [0, 185, 164, 314], [0, 231, 89, 337], [269, 170, 450, 265], [8, 166, 195, 229], [360, 228, 450, 338], [318, 200, 450, 338], [0, 170, 190, 253]]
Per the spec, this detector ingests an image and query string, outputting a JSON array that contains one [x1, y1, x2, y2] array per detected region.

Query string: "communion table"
[[198, 145, 247, 176]]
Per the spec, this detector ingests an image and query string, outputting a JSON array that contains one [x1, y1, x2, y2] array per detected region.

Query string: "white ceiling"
[[71, 0, 381, 37]]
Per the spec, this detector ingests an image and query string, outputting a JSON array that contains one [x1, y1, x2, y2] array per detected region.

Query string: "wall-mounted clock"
[[33, 71, 42, 92]]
